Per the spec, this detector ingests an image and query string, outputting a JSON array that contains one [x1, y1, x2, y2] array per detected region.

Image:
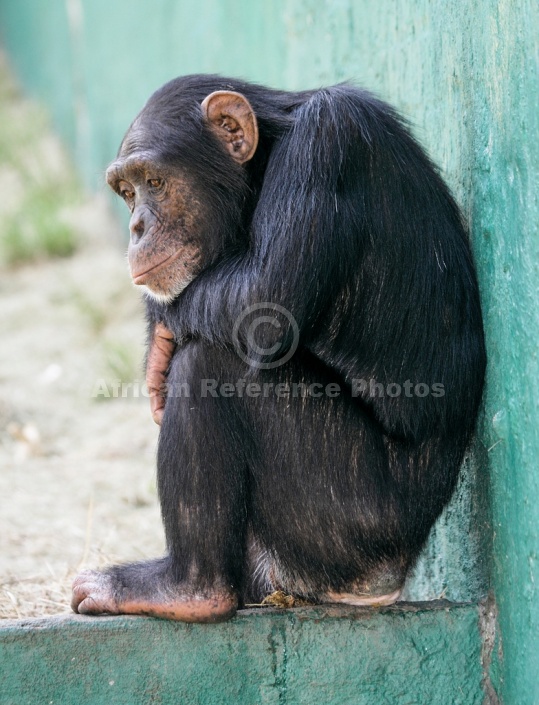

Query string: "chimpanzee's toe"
[[71, 570, 119, 615]]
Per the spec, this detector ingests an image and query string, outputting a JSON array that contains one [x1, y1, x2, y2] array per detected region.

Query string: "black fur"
[[125, 75, 486, 602]]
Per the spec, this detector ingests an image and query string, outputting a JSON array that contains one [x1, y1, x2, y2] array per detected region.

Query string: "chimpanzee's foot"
[[323, 587, 402, 607], [71, 559, 237, 622], [320, 562, 405, 607]]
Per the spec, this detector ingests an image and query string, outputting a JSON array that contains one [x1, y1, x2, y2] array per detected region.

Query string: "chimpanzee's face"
[[106, 150, 209, 303]]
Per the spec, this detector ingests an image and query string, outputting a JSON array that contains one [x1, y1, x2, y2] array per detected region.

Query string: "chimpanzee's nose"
[[129, 210, 145, 244]]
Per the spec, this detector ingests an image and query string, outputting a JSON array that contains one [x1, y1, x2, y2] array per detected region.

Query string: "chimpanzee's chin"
[[140, 276, 195, 305]]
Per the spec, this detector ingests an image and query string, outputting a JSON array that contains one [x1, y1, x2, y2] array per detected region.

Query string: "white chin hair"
[[138, 275, 195, 305]]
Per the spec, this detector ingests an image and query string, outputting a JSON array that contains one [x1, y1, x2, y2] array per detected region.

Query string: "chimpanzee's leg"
[[244, 352, 451, 607], [72, 340, 251, 622]]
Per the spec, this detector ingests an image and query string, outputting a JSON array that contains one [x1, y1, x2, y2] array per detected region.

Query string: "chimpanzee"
[[71, 75, 486, 622]]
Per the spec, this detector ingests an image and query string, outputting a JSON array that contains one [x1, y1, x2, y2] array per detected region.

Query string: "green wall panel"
[[0, 606, 484, 705], [1, 1, 538, 702]]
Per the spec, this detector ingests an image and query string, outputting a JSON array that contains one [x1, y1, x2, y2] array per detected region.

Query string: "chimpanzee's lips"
[[131, 250, 182, 284]]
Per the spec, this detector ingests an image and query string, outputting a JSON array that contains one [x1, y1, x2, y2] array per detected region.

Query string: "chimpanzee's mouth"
[[131, 250, 182, 285]]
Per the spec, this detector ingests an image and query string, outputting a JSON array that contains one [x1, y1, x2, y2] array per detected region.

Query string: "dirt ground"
[[0, 194, 166, 620]]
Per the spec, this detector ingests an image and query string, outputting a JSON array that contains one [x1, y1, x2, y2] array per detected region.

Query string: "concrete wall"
[[1, 1, 538, 703], [1, 606, 484, 705]]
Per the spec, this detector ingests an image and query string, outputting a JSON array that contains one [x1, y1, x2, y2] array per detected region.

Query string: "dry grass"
[[0, 55, 164, 620]]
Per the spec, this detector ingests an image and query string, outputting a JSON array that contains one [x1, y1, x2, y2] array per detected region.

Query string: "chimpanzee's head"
[[106, 81, 259, 303]]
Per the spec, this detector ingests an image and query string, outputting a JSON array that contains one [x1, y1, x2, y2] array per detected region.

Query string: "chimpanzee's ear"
[[201, 91, 259, 163]]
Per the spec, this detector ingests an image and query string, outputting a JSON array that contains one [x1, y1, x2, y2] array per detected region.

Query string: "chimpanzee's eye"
[[118, 180, 135, 201], [148, 178, 163, 189]]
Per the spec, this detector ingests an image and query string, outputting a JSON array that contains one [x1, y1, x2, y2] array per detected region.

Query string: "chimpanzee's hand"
[[146, 322, 176, 425]]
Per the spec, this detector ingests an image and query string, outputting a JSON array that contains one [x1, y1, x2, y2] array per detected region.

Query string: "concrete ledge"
[[0, 602, 484, 705]]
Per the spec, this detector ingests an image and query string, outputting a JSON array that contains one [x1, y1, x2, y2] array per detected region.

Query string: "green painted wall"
[[0, 1, 538, 703], [0, 606, 484, 705]]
